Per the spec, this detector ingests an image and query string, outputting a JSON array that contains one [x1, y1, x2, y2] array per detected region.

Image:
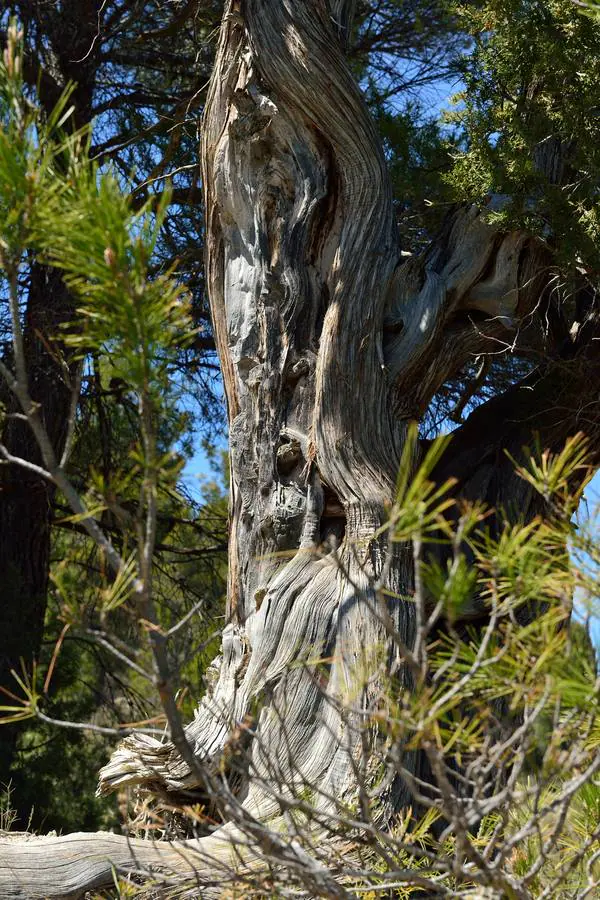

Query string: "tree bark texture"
[[2, 1, 599, 896], [99, 0, 417, 815], [96, 0, 554, 810]]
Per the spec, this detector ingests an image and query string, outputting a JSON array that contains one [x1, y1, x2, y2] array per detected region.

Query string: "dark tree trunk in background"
[[0, 1, 100, 791], [0, 268, 76, 786]]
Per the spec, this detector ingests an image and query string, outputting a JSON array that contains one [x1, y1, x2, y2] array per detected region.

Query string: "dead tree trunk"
[[97, 0, 553, 809], [1, 2, 598, 896]]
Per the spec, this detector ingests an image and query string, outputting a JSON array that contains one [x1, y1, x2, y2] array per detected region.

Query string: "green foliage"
[[371, 102, 456, 249], [377, 433, 599, 895], [385, 424, 458, 543], [0, 20, 192, 424], [0, 29, 80, 267], [9, 655, 120, 834], [445, 0, 600, 270], [34, 177, 192, 401], [0, 18, 192, 519], [0, 21, 227, 835]]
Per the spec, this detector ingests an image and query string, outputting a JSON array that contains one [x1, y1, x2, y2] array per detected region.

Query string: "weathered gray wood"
[[0, 821, 299, 899], [98, 0, 414, 814], [0, 829, 242, 898], [95, 0, 553, 810]]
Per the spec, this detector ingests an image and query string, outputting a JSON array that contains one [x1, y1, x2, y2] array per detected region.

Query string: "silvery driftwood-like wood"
[[0, 2, 587, 896]]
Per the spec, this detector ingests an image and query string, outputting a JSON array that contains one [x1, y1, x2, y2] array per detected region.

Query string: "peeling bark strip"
[[0, 2, 576, 897]]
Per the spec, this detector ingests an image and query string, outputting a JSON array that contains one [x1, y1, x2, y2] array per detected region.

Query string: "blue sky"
[[574, 470, 600, 651]]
